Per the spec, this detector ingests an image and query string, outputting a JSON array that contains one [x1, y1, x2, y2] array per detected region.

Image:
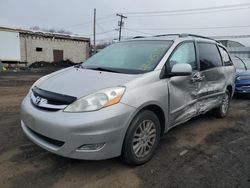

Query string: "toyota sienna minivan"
[[21, 34, 235, 165]]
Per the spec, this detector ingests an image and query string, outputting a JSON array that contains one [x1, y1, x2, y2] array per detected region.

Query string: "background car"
[[232, 56, 250, 94]]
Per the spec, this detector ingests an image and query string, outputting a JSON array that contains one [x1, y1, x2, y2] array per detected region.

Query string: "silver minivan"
[[21, 34, 235, 165]]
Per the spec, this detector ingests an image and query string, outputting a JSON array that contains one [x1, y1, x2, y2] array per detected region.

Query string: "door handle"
[[192, 73, 205, 82]]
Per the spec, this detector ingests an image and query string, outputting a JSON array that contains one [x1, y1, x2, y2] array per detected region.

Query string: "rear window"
[[198, 43, 223, 71]]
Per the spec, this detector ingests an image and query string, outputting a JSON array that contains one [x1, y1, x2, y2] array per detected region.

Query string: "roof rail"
[[132, 33, 220, 43], [179, 33, 221, 43], [133, 36, 146, 39], [153, 34, 180, 38]]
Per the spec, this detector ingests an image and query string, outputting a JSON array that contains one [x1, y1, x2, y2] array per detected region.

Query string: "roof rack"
[[179, 33, 220, 43], [151, 33, 220, 43], [153, 34, 180, 37], [133, 36, 146, 39], [132, 33, 220, 43]]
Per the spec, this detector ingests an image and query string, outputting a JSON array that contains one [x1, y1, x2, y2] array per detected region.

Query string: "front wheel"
[[213, 90, 231, 118], [121, 110, 161, 165]]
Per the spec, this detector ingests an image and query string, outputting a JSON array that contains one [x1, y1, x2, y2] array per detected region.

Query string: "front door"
[[167, 41, 202, 126]]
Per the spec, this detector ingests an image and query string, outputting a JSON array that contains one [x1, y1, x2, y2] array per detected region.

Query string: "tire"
[[213, 90, 231, 118], [121, 110, 161, 165]]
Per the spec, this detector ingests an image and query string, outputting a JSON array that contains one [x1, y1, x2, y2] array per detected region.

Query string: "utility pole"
[[116, 14, 127, 41], [93, 8, 96, 54]]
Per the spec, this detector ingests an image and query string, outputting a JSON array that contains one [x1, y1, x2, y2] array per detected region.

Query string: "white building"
[[0, 26, 90, 65]]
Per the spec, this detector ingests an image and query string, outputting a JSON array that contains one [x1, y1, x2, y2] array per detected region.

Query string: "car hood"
[[236, 69, 250, 76], [37, 67, 141, 98]]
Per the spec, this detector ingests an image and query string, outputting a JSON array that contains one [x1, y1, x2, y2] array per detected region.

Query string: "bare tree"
[[96, 42, 111, 49], [29, 26, 72, 35], [30, 26, 40, 30]]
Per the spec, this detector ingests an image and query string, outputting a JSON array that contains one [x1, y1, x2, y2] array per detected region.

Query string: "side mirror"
[[170, 64, 192, 76]]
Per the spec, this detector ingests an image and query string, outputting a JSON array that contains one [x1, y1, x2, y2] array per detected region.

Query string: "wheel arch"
[[226, 85, 233, 98], [130, 104, 167, 136]]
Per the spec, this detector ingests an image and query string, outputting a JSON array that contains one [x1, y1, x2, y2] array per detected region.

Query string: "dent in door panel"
[[168, 76, 198, 126]]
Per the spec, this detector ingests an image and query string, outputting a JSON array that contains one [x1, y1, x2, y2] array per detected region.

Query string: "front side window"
[[82, 41, 173, 74], [168, 42, 197, 69], [198, 43, 223, 71]]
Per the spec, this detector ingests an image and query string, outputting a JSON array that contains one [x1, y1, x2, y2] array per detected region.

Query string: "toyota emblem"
[[35, 96, 41, 105]]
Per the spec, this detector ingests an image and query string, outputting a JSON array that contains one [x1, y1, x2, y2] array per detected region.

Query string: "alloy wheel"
[[221, 93, 229, 114], [132, 120, 157, 158]]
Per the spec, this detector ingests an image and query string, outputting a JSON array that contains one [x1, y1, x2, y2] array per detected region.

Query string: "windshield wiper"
[[74, 64, 83, 68], [85, 66, 120, 73], [80, 65, 145, 74]]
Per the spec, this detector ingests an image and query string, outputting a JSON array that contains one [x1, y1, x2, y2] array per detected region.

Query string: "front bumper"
[[20, 95, 136, 160]]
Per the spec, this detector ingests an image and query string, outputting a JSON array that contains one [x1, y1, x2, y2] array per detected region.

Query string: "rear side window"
[[198, 43, 222, 71], [219, 46, 232, 66]]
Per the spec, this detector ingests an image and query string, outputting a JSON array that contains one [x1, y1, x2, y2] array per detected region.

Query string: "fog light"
[[77, 143, 105, 151]]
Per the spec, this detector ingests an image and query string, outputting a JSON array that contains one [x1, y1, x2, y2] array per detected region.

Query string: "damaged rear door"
[[196, 42, 226, 112], [167, 41, 201, 126]]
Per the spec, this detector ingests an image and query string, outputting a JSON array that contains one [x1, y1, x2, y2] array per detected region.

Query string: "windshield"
[[82, 40, 173, 74], [233, 59, 246, 70], [233, 57, 250, 70], [243, 59, 250, 70]]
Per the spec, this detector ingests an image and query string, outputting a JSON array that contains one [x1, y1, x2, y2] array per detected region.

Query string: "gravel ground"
[[0, 72, 250, 188]]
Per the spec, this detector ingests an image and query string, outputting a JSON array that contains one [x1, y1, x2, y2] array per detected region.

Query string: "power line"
[[124, 25, 250, 31], [63, 14, 115, 29], [211, 35, 250, 39], [80, 25, 250, 39], [123, 28, 155, 35], [122, 3, 250, 15], [62, 18, 117, 31], [82, 29, 116, 37], [60, 3, 250, 38], [126, 7, 250, 17], [60, 3, 249, 35], [96, 22, 113, 38]]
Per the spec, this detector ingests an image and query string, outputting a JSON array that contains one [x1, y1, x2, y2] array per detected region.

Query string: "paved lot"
[[0, 72, 250, 188]]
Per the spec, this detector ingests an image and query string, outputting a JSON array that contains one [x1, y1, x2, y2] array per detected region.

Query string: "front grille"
[[27, 126, 65, 147], [239, 76, 250, 80], [31, 86, 77, 111], [32, 86, 77, 105], [31, 102, 60, 111], [239, 84, 250, 88], [241, 86, 250, 89]]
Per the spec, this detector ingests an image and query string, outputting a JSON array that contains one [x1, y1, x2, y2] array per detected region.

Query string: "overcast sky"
[[0, 0, 249, 45]]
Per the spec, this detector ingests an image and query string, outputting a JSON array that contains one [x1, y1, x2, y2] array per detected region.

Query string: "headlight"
[[236, 76, 241, 80], [64, 87, 126, 112]]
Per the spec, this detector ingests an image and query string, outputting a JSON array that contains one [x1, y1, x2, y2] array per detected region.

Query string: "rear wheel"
[[121, 110, 161, 165], [213, 90, 230, 118]]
